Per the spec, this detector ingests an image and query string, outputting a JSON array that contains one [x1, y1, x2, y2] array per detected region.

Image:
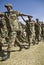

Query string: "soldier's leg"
[[0, 42, 2, 51], [17, 33, 28, 43], [34, 32, 37, 44], [7, 31, 22, 51], [1, 18, 8, 38], [35, 32, 38, 41], [27, 34, 30, 47], [35, 32, 37, 40], [29, 34, 33, 46], [7, 32, 16, 51], [0, 36, 3, 51], [19, 35, 27, 42], [15, 38, 22, 51], [1, 32, 16, 61], [15, 31, 23, 51], [0, 38, 9, 61], [32, 35, 35, 45], [16, 32, 29, 50], [36, 34, 39, 44], [36, 32, 39, 41]]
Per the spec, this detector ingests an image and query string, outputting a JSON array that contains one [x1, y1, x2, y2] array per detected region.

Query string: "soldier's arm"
[[21, 16, 26, 22], [13, 10, 31, 16]]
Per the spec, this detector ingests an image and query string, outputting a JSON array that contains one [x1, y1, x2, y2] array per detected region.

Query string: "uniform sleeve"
[[14, 10, 22, 16]]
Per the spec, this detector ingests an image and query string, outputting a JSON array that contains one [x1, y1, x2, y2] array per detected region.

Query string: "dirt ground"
[[0, 41, 44, 65]]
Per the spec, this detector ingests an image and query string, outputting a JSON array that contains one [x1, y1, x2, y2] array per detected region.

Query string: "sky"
[[0, 0, 44, 23]]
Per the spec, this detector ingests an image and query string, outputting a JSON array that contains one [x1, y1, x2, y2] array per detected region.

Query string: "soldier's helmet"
[[5, 4, 13, 9]]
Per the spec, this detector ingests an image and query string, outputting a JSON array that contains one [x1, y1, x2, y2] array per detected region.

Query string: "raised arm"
[[14, 10, 33, 17], [21, 16, 26, 22]]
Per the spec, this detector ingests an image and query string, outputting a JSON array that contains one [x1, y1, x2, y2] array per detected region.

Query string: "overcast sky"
[[0, 0, 44, 23]]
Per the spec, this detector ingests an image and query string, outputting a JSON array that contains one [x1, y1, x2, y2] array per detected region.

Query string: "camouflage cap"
[[5, 4, 13, 9]]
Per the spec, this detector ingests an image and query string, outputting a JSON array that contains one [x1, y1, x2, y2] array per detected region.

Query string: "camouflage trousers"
[[0, 34, 6, 44], [7, 31, 22, 51], [35, 32, 39, 42], [26, 32, 32, 46], [0, 35, 2, 50], [0, 34, 6, 51], [7, 32, 16, 45]]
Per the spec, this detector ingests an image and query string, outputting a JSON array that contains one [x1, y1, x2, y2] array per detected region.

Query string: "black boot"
[[1, 51, 10, 61], [1, 54, 8, 61]]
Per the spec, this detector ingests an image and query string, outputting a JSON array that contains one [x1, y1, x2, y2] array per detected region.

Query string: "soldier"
[[21, 16, 33, 48], [0, 13, 8, 39], [0, 15, 3, 51], [0, 12, 7, 51], [18, 22, 28, 43], [29, 20, 35, 45], [41, 22, 44, 40], [0, 13, 9, 61], [34, 19, 40, 44], [4, 4, 30, 51]]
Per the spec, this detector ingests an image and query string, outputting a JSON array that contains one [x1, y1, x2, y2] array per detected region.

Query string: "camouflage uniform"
[[26, 20, 32, 46], [1, 14, 8, 39], [4, 4, 27, 51], [29, 21, 35, 45], [38, 22, 42, 41], [0, 13, 8, 49], [0, 13, 9, 61], [0, 16, 3, 51], [0, 4, 23, 61], [18, 22, 28, 43], [18, 22, 25, 42], [21, 16, 33, 47], [34, 19, 40, 44], [41, 22, 44, 40]]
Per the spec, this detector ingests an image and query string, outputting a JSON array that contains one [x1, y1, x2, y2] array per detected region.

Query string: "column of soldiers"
[[0, 4, 44, 61]]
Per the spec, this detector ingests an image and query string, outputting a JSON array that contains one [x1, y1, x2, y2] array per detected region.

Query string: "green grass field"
[[0, 41, 44, 65]]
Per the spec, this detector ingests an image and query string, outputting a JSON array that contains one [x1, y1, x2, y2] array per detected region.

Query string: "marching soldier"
[[0, 12, 9, 61], [41, 22, 44, 40], [0, 13, 8, 39], [34, 19, 40, 44], [0, 12, 8, 51], [4, 4, 30, 51], [0, 14, 3, 51], [21, 16, 33, 47]]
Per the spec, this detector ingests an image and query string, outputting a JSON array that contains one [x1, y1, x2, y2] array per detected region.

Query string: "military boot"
[[1, 47, 10, 61], [1, 54, 8, 61]]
